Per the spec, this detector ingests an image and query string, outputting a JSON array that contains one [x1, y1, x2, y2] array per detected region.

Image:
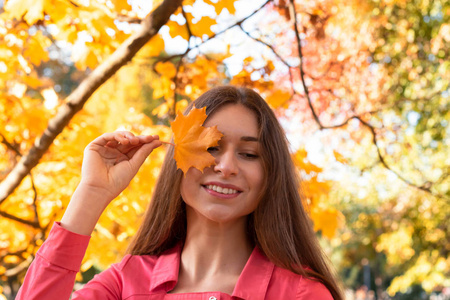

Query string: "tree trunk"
[[0, 0, 183, 203]]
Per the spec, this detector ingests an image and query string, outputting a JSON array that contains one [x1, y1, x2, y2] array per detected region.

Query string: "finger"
[[128, 139, 163, 168], [114, 138, 148, 153], [105, 140, 120, 148], [136, 135, 160, 144], [123, 132, 140, 145], [91, 131, 134, 147], [118, 135, 159, 153], [101, 132, 141, 152]]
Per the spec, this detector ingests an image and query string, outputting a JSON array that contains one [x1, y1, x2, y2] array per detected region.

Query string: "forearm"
[[61, 184, 113, 236], [60, 133, 161, 236], [16, 223, 90, 300], [16, 254, 77, 300]]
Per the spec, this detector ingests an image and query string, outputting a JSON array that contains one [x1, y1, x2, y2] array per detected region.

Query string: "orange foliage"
[[171, 107, 223, 174], [0, 0, 347, 293], [294, 149, 344, 238]]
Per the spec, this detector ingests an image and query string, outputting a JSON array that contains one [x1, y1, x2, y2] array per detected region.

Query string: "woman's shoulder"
[[250, 248, 333, 299], [113, 245, 180, 274], [114, 253, 158, 271], [297, 275, 333, 299], [115, 245, 181, 273], [271, 265, 333, 299], [90, 245, 180, 297]]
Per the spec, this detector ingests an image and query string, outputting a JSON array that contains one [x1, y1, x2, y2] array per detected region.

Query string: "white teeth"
[[207, 185, 238, 195]]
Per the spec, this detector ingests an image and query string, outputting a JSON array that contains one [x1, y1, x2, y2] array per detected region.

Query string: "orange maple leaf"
[[171, 106, 223, 174]]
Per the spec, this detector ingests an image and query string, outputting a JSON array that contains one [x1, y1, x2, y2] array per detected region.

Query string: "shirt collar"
[[148, 244, 181, 293], [232, 247, 274, 300], [148, 244, 274, 299]]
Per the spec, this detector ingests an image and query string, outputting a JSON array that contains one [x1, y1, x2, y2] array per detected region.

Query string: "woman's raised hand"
[[80, 131, 162, 200], [61, 131, 162, 235]]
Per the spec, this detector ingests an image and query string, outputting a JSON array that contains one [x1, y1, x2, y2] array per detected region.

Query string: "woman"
[[17, 86, 343, 299]]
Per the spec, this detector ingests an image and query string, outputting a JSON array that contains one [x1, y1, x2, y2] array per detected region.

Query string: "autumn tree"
[[255, 0, 449, 296], [0, 0, 448, 298], [333, 0, 449, 295]]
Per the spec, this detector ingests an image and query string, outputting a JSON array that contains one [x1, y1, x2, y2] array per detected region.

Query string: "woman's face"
[[180, 104, 264, 225]]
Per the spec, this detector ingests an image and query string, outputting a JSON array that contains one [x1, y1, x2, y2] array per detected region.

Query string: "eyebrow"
[[241, 136, 259, 142]]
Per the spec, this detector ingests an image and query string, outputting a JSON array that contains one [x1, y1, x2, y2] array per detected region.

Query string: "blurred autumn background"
[[0, 0, 448, 298]]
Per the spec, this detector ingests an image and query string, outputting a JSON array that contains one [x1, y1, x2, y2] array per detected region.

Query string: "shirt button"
[[209, 297, 217, 300]]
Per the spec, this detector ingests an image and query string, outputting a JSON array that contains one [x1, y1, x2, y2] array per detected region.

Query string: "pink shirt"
[[17, 223, 333, 299]]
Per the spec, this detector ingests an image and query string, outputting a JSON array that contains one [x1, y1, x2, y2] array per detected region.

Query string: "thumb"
[[129, 139, 163, 169]]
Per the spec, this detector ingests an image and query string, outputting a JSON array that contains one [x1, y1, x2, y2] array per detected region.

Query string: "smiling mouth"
[[204, 184, 241, 195]]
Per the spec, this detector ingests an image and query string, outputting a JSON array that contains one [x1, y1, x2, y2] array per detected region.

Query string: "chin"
[[204, 210, 235, 223], [186, 202, 251, 226], [203, 209, 250, 225]]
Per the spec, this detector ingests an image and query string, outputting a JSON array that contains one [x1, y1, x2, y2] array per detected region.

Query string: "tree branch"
[[181, 6, 194, 41], [288, 0, 448, 200], [0, 0, 184, 204], [157, 0, 271, 64], [355, 117, 431, 193], [116, 15, 143, 24], [0, 210, 41, 228], [0, 133, 21, 157], [155, 0, 272, 119], [289, 0, 322, 127], [171, 56, 186, 120], [3, 255, 33, 277], [29, 171, 40, 225], [238, 25, 300, 107]]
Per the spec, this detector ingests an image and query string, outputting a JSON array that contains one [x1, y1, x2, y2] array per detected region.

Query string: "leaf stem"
[[160, 140, 175, 146]]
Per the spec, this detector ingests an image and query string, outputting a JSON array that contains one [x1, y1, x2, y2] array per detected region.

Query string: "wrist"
[[60, 185, 114, 235]]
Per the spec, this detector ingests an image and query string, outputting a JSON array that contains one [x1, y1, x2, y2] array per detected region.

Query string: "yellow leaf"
[[183, 0, 196, 5], [152, 98, 188, 118], [74, 47, 98, 70], [311, 208, 344, 239], [205, 0, 237, 15], [5, 0, 46, 25], [110, 0, 132, 12], [171, 106, 223, 174], [75, 271, 83, 282], [294, 148, 307, 160], [9, 103, 49, 137], [3, 255, 20, 264], [185, 13, 216, 37], [152, 99, 188, 118], [293, 149, 322, 174], [302, 177, 331, 200], [230, 69, 252, 86], [167, 20, 190, 40], [21, 74, 43, 89], [176, 99, 188, 114], [140, 34, 165, 57], [152, 101, 170, 118], [243, 56, 254, 64], [80, 259, 94, 272], [151, 76, 174, 99], [206, 44, 232, 61], [266, 61, 275, 72], [24, 32, 51, 66], [46, 0, 72, 23], [333, 150, 347, 164], [178, 56, 226, 96], [155, 61, 177, 79], [265, 89, 291, 109]]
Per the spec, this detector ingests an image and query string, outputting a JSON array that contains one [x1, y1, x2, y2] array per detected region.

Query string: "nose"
[[213, 150, 238, 177]]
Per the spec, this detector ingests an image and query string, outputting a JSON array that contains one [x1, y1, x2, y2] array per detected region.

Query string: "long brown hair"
[[128, 86, 343, 299]]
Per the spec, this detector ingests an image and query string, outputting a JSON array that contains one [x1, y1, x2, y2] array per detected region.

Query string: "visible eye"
[[240, 152, 259, 160], [207, 146, 219, 153]]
